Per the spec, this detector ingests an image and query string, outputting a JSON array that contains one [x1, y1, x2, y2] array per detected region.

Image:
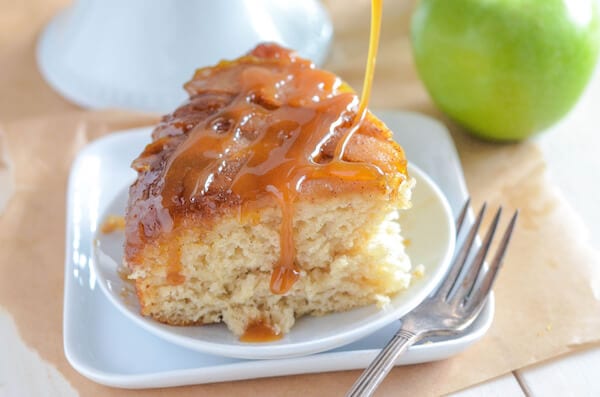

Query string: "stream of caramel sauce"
[[335, 0, 382, 159]]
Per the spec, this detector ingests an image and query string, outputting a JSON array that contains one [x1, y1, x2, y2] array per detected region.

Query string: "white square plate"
[[63, 110, 493, 388]]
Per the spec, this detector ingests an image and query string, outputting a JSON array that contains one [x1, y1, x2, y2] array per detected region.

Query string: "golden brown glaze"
[[125, 43, 408, 294]]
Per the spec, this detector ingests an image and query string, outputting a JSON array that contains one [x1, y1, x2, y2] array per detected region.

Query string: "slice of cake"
[[124, 43, 414, 339]]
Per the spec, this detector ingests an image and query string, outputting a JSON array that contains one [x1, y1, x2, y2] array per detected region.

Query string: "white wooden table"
[[1, 51, 600, 397]]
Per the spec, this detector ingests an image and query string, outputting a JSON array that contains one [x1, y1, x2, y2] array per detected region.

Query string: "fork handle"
[[346, 328, 422, 397]]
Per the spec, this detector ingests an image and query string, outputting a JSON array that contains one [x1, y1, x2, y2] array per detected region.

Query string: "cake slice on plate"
[[124, 43, 414, 339]]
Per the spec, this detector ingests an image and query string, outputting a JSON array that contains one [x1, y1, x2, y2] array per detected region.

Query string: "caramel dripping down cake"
[[124, 43, 415, 339]]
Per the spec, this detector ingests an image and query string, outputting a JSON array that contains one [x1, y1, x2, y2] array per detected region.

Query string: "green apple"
[[411, 0, 600, 141]]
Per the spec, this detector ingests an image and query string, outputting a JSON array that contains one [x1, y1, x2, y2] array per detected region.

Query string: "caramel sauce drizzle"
[[160, 49, 385, 293], [129, 1, 388, 297]]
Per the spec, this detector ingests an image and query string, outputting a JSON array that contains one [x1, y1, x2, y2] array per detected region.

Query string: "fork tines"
[[444, 199, 519, 312]]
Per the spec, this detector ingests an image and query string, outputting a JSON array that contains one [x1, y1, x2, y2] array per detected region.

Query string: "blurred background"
[[5, 0, 422, 119]]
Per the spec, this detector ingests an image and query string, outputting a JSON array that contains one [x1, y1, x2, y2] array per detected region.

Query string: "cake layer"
[[128, 190, 413, 336]]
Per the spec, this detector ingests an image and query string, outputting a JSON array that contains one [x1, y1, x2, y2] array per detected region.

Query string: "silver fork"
[[346, 199, 519, 397]]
